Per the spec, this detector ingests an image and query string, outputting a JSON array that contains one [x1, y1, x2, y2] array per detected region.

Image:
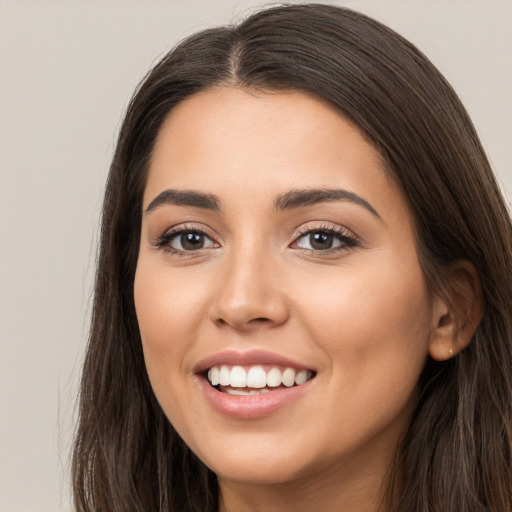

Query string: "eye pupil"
[[310, 232, 333, 250], [181, 232, 204, 250]]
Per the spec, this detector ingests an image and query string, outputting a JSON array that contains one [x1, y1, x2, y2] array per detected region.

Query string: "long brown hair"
[[72, 4, 512, 511]]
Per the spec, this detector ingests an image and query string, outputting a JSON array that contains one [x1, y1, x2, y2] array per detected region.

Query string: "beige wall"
[[1, 1, 510, 510]]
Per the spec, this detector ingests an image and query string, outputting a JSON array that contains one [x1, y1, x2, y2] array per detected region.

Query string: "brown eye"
[[294, 228, 357, 252], [296, 231, 341, 251], [169, 231, 216, 251], [309, 232, 335, 250]]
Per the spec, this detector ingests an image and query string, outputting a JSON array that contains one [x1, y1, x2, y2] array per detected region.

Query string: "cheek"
[[298, 254, 432, 391], [133, 261, 207, 398], [134, 262, 206, 351], [134, 262, 210, 437], [288, 257, 432, 456]]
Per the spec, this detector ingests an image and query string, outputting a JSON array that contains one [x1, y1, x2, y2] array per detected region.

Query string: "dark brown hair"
[[72, 4, 512, 511]]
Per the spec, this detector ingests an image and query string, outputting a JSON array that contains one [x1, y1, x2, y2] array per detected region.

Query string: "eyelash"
[[153, 223, 358, 256]]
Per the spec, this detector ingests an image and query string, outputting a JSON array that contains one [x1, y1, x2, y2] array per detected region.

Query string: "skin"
[[134, 87, 454, 512]]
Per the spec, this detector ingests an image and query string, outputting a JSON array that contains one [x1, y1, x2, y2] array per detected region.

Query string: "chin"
[[210, 458, 307, 486], [190, 433, 320, 485]]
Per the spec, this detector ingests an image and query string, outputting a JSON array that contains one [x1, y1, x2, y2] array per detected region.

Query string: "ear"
[[428, 261, 484, 361]]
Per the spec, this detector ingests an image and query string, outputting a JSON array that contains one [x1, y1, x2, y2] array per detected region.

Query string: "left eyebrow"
[[273, 188, 381, 219]]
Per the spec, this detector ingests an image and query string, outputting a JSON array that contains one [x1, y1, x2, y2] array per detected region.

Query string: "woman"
[[72, 4, 512, 511]]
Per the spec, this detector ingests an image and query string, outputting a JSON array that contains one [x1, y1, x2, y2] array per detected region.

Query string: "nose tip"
[[208, 258, 289, 331]]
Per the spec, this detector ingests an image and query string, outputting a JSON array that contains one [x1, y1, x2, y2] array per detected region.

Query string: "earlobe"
[[428, 262, 484, 361]]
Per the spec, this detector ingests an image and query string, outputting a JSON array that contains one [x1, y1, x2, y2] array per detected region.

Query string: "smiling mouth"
[[206, 365, 315, 395]]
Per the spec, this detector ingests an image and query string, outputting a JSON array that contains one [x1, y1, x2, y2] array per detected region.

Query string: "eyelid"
[[293, 221, 357, 239]]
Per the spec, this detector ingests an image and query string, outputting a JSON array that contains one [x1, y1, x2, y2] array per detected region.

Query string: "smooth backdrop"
[[1, 1, 511, 510]]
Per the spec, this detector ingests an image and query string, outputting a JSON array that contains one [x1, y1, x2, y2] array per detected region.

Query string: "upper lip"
[[193, 349, 315, 374]]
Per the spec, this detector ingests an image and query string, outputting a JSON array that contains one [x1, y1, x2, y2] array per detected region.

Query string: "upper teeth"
[[207, 365, 313, 388]]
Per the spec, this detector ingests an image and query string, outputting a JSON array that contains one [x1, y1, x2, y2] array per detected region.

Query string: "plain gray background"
[[1, 1, 511, 511]]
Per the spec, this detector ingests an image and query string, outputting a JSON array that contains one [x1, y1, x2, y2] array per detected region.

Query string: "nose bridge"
[[209, 236, 288, 330]]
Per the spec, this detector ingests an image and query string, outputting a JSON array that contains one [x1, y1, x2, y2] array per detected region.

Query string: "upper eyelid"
[[293, 222, 357, 239], [162, 223, 218, 240]]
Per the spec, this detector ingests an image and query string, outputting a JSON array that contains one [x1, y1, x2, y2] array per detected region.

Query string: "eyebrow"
[[273, 188, 381, 218], [144, 187, 380, 219], [144, 189, 221, 214]]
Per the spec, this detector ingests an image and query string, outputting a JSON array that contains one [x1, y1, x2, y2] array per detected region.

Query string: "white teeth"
[[247, 366, 267, 388], [230, 366, 247, 387], [226, 388, 251, 395], [266, 367, 282, 387], [282, 368, 296, 387], [219, 365, 230, 386], [295, 370, 309, 385], [208, 367, 220, 386], [206, 364, 313, 389], [226, 388, 272, 395]]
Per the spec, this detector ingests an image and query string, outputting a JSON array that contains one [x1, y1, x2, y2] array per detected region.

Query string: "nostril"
[[214, 317, 270, 327], [214, 316, 272, 328]]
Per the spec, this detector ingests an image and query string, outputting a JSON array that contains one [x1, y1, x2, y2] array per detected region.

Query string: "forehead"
[[144, 87, 409, 225]]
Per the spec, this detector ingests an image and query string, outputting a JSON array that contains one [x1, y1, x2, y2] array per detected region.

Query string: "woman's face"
[[134, 88, 438, 487]]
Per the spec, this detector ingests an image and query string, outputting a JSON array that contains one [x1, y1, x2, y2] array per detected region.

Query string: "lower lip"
[[197, 375, 313, 420]]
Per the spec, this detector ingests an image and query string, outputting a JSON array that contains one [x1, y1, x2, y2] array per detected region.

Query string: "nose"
[[208, 247, 289, 331]]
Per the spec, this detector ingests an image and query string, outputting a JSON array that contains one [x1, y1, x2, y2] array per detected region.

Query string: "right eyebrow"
[[144, 189, 221, 214]]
